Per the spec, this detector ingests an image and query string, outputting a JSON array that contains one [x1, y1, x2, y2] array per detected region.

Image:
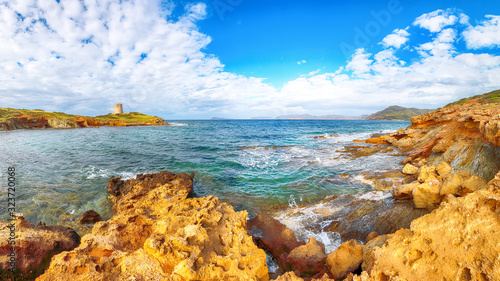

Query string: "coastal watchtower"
[[114, 104, 123, 114]]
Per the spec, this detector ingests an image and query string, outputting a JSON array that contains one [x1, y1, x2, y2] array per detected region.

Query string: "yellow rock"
[[413, 180, 441, 209], [440, 173, 463, 196], [417, 165, 438, 183], [325, 240, 363, 279], [436, 161, 452, 177], [402, 163, 419, 175]]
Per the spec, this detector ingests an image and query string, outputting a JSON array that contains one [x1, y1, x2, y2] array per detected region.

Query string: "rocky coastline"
[[1, 91, 500, 280]]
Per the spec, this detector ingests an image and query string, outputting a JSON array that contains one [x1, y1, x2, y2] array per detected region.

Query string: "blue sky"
[[0, 0, 500, 119]]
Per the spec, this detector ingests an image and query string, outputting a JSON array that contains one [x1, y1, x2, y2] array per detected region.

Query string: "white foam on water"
[[168, 122, 188, 126], [356, 190, 392, 201], [85, 166, 136, 180], [266, 253, 280, 274]]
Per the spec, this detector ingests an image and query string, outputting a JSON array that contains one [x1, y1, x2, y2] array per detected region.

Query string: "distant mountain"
[[271, 114, 361, 120], [364, 106, 433, 121]]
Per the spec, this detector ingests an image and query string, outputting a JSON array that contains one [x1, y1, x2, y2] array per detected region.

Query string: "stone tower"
[[114, 104, 123, 114]]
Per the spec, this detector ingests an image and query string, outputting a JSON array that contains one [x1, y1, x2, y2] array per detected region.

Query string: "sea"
[[0, 119, 409, 253]]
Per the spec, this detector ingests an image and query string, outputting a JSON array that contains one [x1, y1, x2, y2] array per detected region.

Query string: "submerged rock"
[[79, 210, 101, 224], [38, 171, 269, 281], [0, 214, 80, 280]]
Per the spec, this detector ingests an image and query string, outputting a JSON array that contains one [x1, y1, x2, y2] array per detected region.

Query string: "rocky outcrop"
[[38, 171, 269, 281], [362, 93, 500, 181], [0, 214, 80, 281], [353, 172, 500, 281], [79, 210, 101, 224], [284, 237, 326, 278]]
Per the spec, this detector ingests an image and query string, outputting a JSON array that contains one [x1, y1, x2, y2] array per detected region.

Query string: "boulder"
[[285, 237, 326, 277], [0, 214, 80, 280], [325, 239, 363, 279], [413, 180, 441, 209], [79, 210, 101, 224], [247, 215, 305, 260], [436, 161, 452, 177], [361, 233, 393, 271], [38, 171, 269, 281], [418, 165, 438, 183], [462, 175, 488, 192], [402, 164, 419, 175], [439, 173, 463, 196], [364, 231, 379, 244], [392, 181, 419, 200]]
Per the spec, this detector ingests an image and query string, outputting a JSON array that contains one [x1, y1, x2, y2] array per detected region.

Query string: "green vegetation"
[[444, 89, 500, 108], [0, 108, 76, 122], [0, 108, 165, 126], [93, 112, 162, 123], [364, 106, 434, 121]]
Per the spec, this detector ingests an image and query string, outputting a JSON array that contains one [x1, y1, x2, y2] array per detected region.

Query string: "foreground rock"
[[326, 240, 363, 279], [0, 214, 80, 280], [38, 171, 269, 280], [353, 172, 500, 280], [285, 237, 326, 278]]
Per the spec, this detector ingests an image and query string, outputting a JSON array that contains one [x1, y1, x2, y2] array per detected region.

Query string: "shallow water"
[[0, 120, 409, 229]]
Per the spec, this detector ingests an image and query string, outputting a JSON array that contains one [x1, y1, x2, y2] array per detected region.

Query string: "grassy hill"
[[444, 89, 500, 108], [364, 106, 434, 121], [0, 108, 168, 131]]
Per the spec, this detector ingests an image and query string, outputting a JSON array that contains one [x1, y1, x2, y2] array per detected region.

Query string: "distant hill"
[[261, 114, 361, 120], [364, 106, 433, 121]]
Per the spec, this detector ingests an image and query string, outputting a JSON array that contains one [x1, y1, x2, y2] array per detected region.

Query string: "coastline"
[[1, 91, 500, 280]]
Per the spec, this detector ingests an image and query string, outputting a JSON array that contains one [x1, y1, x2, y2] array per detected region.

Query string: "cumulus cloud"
[[381, 28, 410, 49], [463, 15, 500, 49], [0, 0, 275, 118], [1, 3, 500, 118], [413, 9, 458, 32]]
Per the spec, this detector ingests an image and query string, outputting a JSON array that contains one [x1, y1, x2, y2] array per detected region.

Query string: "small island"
[[0, 107, 169, 131]]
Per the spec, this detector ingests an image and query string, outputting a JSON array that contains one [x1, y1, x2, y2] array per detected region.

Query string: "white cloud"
[[463, 15, 500, 49], [1, 3, 500, 119], [345, 49, 372, 76], [413, 9, 458, 33], [381, 28, 410, 49]]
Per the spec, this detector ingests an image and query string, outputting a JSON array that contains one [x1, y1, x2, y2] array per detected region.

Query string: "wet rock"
[[285, 237, 326, 278], [392, 181, 419, 200], [248, 215, 305, 260], [326, 240, 363, 279], [413, 180, 442, 209], [0, 214, 80, 281], [436, 161, 452, 177], [79, 210, 101, 224], [354, 179, 500, 281], [402, 163, 418, 175], [38, 171, 269, 281], [439, 173, 464, 196]]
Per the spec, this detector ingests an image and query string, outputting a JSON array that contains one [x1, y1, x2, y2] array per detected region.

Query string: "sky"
[[1, 0, 500, 119]]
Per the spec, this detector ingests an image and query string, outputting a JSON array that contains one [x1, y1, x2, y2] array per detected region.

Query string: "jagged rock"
[[353, 180, 500, 281], [325, 239, 363, 279], [38, 171, 269, 281], [439, 173, 464, 196], [402, 164, 418, 175], [417, 165, 438, 183], [392, 181, 419, 200], [413, 180, 441, 209], [79, 210, 101, 224], [462, 175, 488, 192], [361, 233, 393, 272], [0, 214, 80, 280], [285, 237, 326, 277], [247, 215, 305, 260], [436, 161, 452, 177]]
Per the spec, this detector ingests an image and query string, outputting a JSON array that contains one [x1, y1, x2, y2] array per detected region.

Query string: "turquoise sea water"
[[0, 120, 409, 228]]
